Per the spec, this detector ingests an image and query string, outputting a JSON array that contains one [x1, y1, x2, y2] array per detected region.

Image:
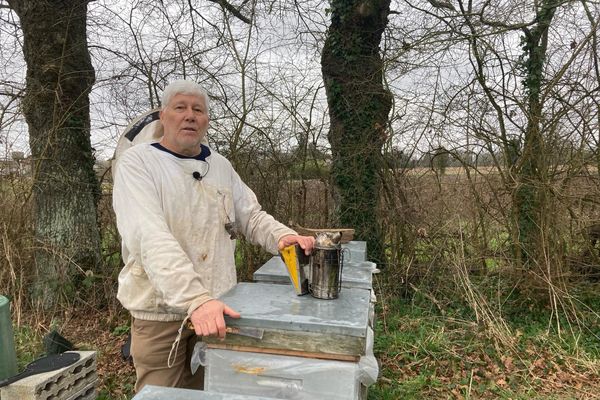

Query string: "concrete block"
[[65, 380, 97, 400], [0, 351, 97, 400]]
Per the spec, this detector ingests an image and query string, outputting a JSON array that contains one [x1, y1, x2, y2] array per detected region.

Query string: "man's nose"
[[183, 107, 195, 120]]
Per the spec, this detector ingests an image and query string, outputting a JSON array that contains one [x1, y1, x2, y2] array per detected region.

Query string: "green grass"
[[368, 283, 600, 399], [9, 263, 599, 400], [13, 325, 44, 369]]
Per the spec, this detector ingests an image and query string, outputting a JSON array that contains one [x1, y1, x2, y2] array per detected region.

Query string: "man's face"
[[159, 93, 209, 156]]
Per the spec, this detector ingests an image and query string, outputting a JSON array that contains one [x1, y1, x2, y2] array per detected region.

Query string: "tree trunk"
[[8, 0, 101, 309], [321, 0, 392, 264], [513, 0, 559, 267]]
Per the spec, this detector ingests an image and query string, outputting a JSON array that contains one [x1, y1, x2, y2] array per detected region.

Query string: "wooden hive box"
[[203, 283, 371, 362]]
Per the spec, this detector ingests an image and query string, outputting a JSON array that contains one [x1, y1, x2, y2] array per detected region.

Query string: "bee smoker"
[[280, 232, 345, 299], [309, 241, 344, 299]]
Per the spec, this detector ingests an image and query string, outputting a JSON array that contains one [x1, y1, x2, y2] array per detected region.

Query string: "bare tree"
[[389, 0, 600, 288]]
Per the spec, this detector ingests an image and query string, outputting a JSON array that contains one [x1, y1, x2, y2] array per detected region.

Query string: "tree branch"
[[427, 0, 455, 11], [207, 0, 251, 24]]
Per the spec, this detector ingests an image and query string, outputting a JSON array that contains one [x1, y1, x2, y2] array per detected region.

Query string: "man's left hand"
[[190, 299, 240, 339], [278, 234, 315, 255]]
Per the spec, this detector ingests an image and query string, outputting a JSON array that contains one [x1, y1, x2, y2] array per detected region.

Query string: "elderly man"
[[112, 80, 314, 391]]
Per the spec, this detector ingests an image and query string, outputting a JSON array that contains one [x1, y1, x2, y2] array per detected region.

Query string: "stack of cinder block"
[[0, 351, 97, 400]]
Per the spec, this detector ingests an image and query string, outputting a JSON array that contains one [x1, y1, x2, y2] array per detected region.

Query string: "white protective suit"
[[113, 142, 295, 322]]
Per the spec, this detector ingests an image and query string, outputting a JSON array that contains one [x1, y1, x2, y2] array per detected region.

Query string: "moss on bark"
[[321, 0, 392, 264]]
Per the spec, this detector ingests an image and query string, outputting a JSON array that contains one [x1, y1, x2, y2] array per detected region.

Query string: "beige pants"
[[131, 318, 204, 392]]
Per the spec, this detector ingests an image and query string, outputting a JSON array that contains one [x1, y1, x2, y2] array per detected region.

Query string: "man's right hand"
[[190, 299, 241, 338]]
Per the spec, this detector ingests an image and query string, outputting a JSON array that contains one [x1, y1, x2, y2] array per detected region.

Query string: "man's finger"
[[223, 305, 241, 319], [208, 319, 221, 336], [298, 237, 315, 254], [198, 320, 210, 336], [216, 319, 227, 338]]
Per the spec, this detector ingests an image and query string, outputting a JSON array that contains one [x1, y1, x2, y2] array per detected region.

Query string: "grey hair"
[[161, 80, 210, 117]]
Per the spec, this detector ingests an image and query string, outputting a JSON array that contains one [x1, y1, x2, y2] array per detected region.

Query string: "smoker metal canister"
[[309, 244, 343, 299]]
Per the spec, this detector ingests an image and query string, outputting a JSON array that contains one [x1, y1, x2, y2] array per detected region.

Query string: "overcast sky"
[[1, 0, 598, 162]]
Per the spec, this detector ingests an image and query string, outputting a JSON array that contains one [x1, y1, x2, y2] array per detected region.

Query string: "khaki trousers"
[[131, 318, 204, 392]]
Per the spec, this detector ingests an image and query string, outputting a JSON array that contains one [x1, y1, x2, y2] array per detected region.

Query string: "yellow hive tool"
[[279, 244, 310, 295]]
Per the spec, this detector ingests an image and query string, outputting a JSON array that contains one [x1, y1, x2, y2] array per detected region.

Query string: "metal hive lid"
[[221, 283, 370, 338]]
